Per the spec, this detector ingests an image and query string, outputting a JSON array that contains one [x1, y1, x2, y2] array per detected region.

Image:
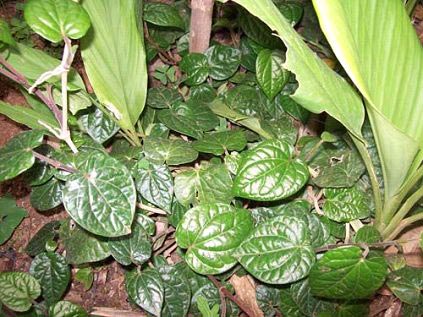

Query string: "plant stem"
[[32, 151, 77, 173], [315, 240, 404, 253], [136, 202, 168, 215], [189, 0, 214, 53], [385, 211, 423, 241]]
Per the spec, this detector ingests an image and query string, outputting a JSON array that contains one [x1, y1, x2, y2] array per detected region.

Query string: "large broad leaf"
[[176, 203, 254, 275], [0, 272, 41, 312], [386, 266, 423, 305], [81, 0, 147, 133], [205, 45, 241, 81], [309, 247, 387, 299], [49, 301, 88, 317], [0, 130, 44, 182], [236, 214, 315, 284], [0, 195, 28, 245], [30, 177, 64, 211], [192, 130, 247, 156], [79, 107, 119, 144], [143, 137, 198, 165], [222, 0, 365, 139], [63, 151, 136, 237], [29, 252, 70, 305], [24, 0, 91, 43], [144, 2, 185, 30], [233, 139, 309, 201], [313, 0, 423, 197]]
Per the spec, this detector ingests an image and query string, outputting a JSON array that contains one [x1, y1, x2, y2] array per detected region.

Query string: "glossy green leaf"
[[196, 296, 220, 317], [147, 87, 182, 109], [63, 151, 136, 237], [0, 130, 44, 182], [49, 301, 88, 317], [233, 139, 309, 201], [193, 130, 247, 156], [174, 163, 233, 206], [26, 221, 61, 256], [143, 137, 198, 166], [236, 214, 315, 284], [278, 95, 310, 123], [0, 272, 41, 312], [277, 3, 303, 26], [189, 84, 216, 103], [180, 53, 209, 86], [24, 145, 54, 187], [30, 177, 64, 211], [255, 285, 282, 317], [24, 0, 90, 43], [81, 0, 147, 134], [159, 265, 191, 317], [79, 107, 119, 144], [279, 289, 305, 317], [176, 203, 254, 274], [403, 302, 423, 317], [108, 224, 152, 266], [75, 268, 93, 291], [0, 195, 28, 245], [323, 187, 370, 222], [353, 225, 382, 243], [133, 160, 173, 211], [29, 252, 70, 305], [309, 247, 387, 299], [0, 19, 16, 47], [144, 2, 185, 30], [318, 302, 369, 317], [387, 266, 423, 305], [158, 101, 219, 139], [206, 45, 241, 81], [125, 268, 164, 317], [256, 49, 289, 100], [59, 219, 110, 265]]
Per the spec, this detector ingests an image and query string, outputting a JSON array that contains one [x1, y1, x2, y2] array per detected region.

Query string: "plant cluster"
[[0, 0, 422, 316]]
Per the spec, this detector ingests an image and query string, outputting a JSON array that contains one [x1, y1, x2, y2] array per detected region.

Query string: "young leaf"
[[309, 247, 387, 299], [75, 268, 94, 291], [236, 214, 315, 284], [0, 195, 28, 245], [125, 268, 164, 317], [233, 139, 309, 201], [0, 130, 44, 182], [0, 272, 41, 312], [176, 203, 254, 275], [30, 177, 64, 211], [147, 87, 183, 109], [29, 252, 70, 305], [205, 45, 241, 81], [63, 151, 136, 237], [143, 137, 198, 166], [196, 295, 220, 317], [26, 221, 61, 256], [353, 225, 382, 243], [386, 266, 423, 305], [0, 19, 16, 47], [144, 2, 185, 30], [192, 130, 247, 156], [49, 301, 88, 317], [79, 107, 119, 144]]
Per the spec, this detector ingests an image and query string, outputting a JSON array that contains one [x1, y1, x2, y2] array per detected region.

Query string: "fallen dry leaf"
[[229, 275, 264, 317]]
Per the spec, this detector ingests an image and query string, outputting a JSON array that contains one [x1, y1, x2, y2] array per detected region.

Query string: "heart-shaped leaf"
[[144, 2, 185, 30], [180, 53, 209, 86], [79, 107, 119, 144], [30, 177, 64, 211], [206, 45, 241, 80], [49, 301, 88, 317], [147, 87, 182, 109], [193, 130, 247, 155], [0, 272, 41, 312], [125, 268, 164, 317], [353, 226, 382, 243], [25, 221, 61, 256], [256, 49, 290, 100], [236, 214, 315, 284], [323, 187, 371, 222], [0, 130, 44, 182], [309, 247, 388, 299], [277, 3, 304, 26], [63, 150, 136, 237], [24, 0, 91, 43], [29, 252, 70, 305], [143, 137, 198, 165], [176, 203, 254, 275], [233, 139, 309, 201], [0, 195, 28, 245], [387, 266, 423, 305]]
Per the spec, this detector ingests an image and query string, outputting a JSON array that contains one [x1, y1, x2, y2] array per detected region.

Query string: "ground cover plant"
[[0, 0, 422, 316]]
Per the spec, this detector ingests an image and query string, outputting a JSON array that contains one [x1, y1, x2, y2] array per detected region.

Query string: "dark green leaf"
[[240, 37, 261, 72], [176, 203, 254, 274], [309, 247, 387, 299], [277, 95, 309, 123], [279, 289, 305, 317], [189, 84, 216, 103], [277, 3, 304, 26], [0, 195, 28, 245], [180, 53, 209, 86], [144, 2, 185, 30], [26, 221, 61, 256], [386, 266, 423, 305], [147, 87, 182, 109], [49, 301, 88, 317], [403, 302, 423, 317], [0, 272, 41, 312], [79, 107, 119, 144], [193, 130, 247, 155], [233, 139, 309, 201], [125, 268, 164, 317], [353, 226, 382, 243], [255, 285, 281, 317], [206, 45, 241, 81], [30, 177, 64, 211], [168, 201, 188, 228], [143, 137, 198, 165], [318, 302, 369, 317], [29, 252, 70, 305]]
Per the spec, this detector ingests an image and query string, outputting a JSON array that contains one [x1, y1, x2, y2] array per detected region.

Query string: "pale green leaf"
[[49, 301, 88, 317], [0, 272, 41, 312]]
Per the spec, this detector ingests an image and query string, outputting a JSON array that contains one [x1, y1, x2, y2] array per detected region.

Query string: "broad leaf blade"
[[0, 272, 41, 312], [0, 195, 28, 245]]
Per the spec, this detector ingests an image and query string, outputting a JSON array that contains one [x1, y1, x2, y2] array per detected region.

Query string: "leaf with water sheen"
[[193, 130, 247, 156], [79, 107, 119, 144], [323, 187, 370, 222], [30, 177, 64, 211], [0, 195, 28, 245], [206, 45, 241, 81], [144, 137, 198, 166], [0, 272, 41, 312], [180, 53, 209, 86], [176, 203, 254, 275], [144, 2, 185, 30]]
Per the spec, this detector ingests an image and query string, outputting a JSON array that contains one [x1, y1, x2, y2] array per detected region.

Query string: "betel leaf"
[[125, 268, 164, 317], [0, 19, 16, 47], [277, 3, 303, 26], [108, 224, 152, 266], [30, 177, 64, 211], [144, 2, 185, 30], [353, 225, 382, 243], [236, 214, 315, 284], [26, 221, 61, 256], [190, 84, 216, 103], [0, 195, 28, 245], [158, 100, 219, 139], [0, 130, 44, 182], [147, 87, 182, 109], [75, 267, 94, 291], [323, 187, 370, 222], [133, 160, 173, 211], [79, 107, 119, 144], [29, 252, 70, 305], [192, 130, 247, 156], [143, 137, 198, 165], [256, 49, 289, 100], [174, 163, 233, 206], [49, 301, 88, 317], [205, 45, 241, 81], [24, 0, 90, 43], [255, 285, 282, 317], [0, 272, 41, 312], [59, 219, 110, 265], [176, 203, 254, 275], [180, 53, 209, 86], [233, 139, 309, 201], [63, 150, 136, 237], [159, 265, 191, 317], [386, 266, 423, 305], [309, 246, 387, 299], [81, 0, 147, 135], [279, 289, 306, 317]]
